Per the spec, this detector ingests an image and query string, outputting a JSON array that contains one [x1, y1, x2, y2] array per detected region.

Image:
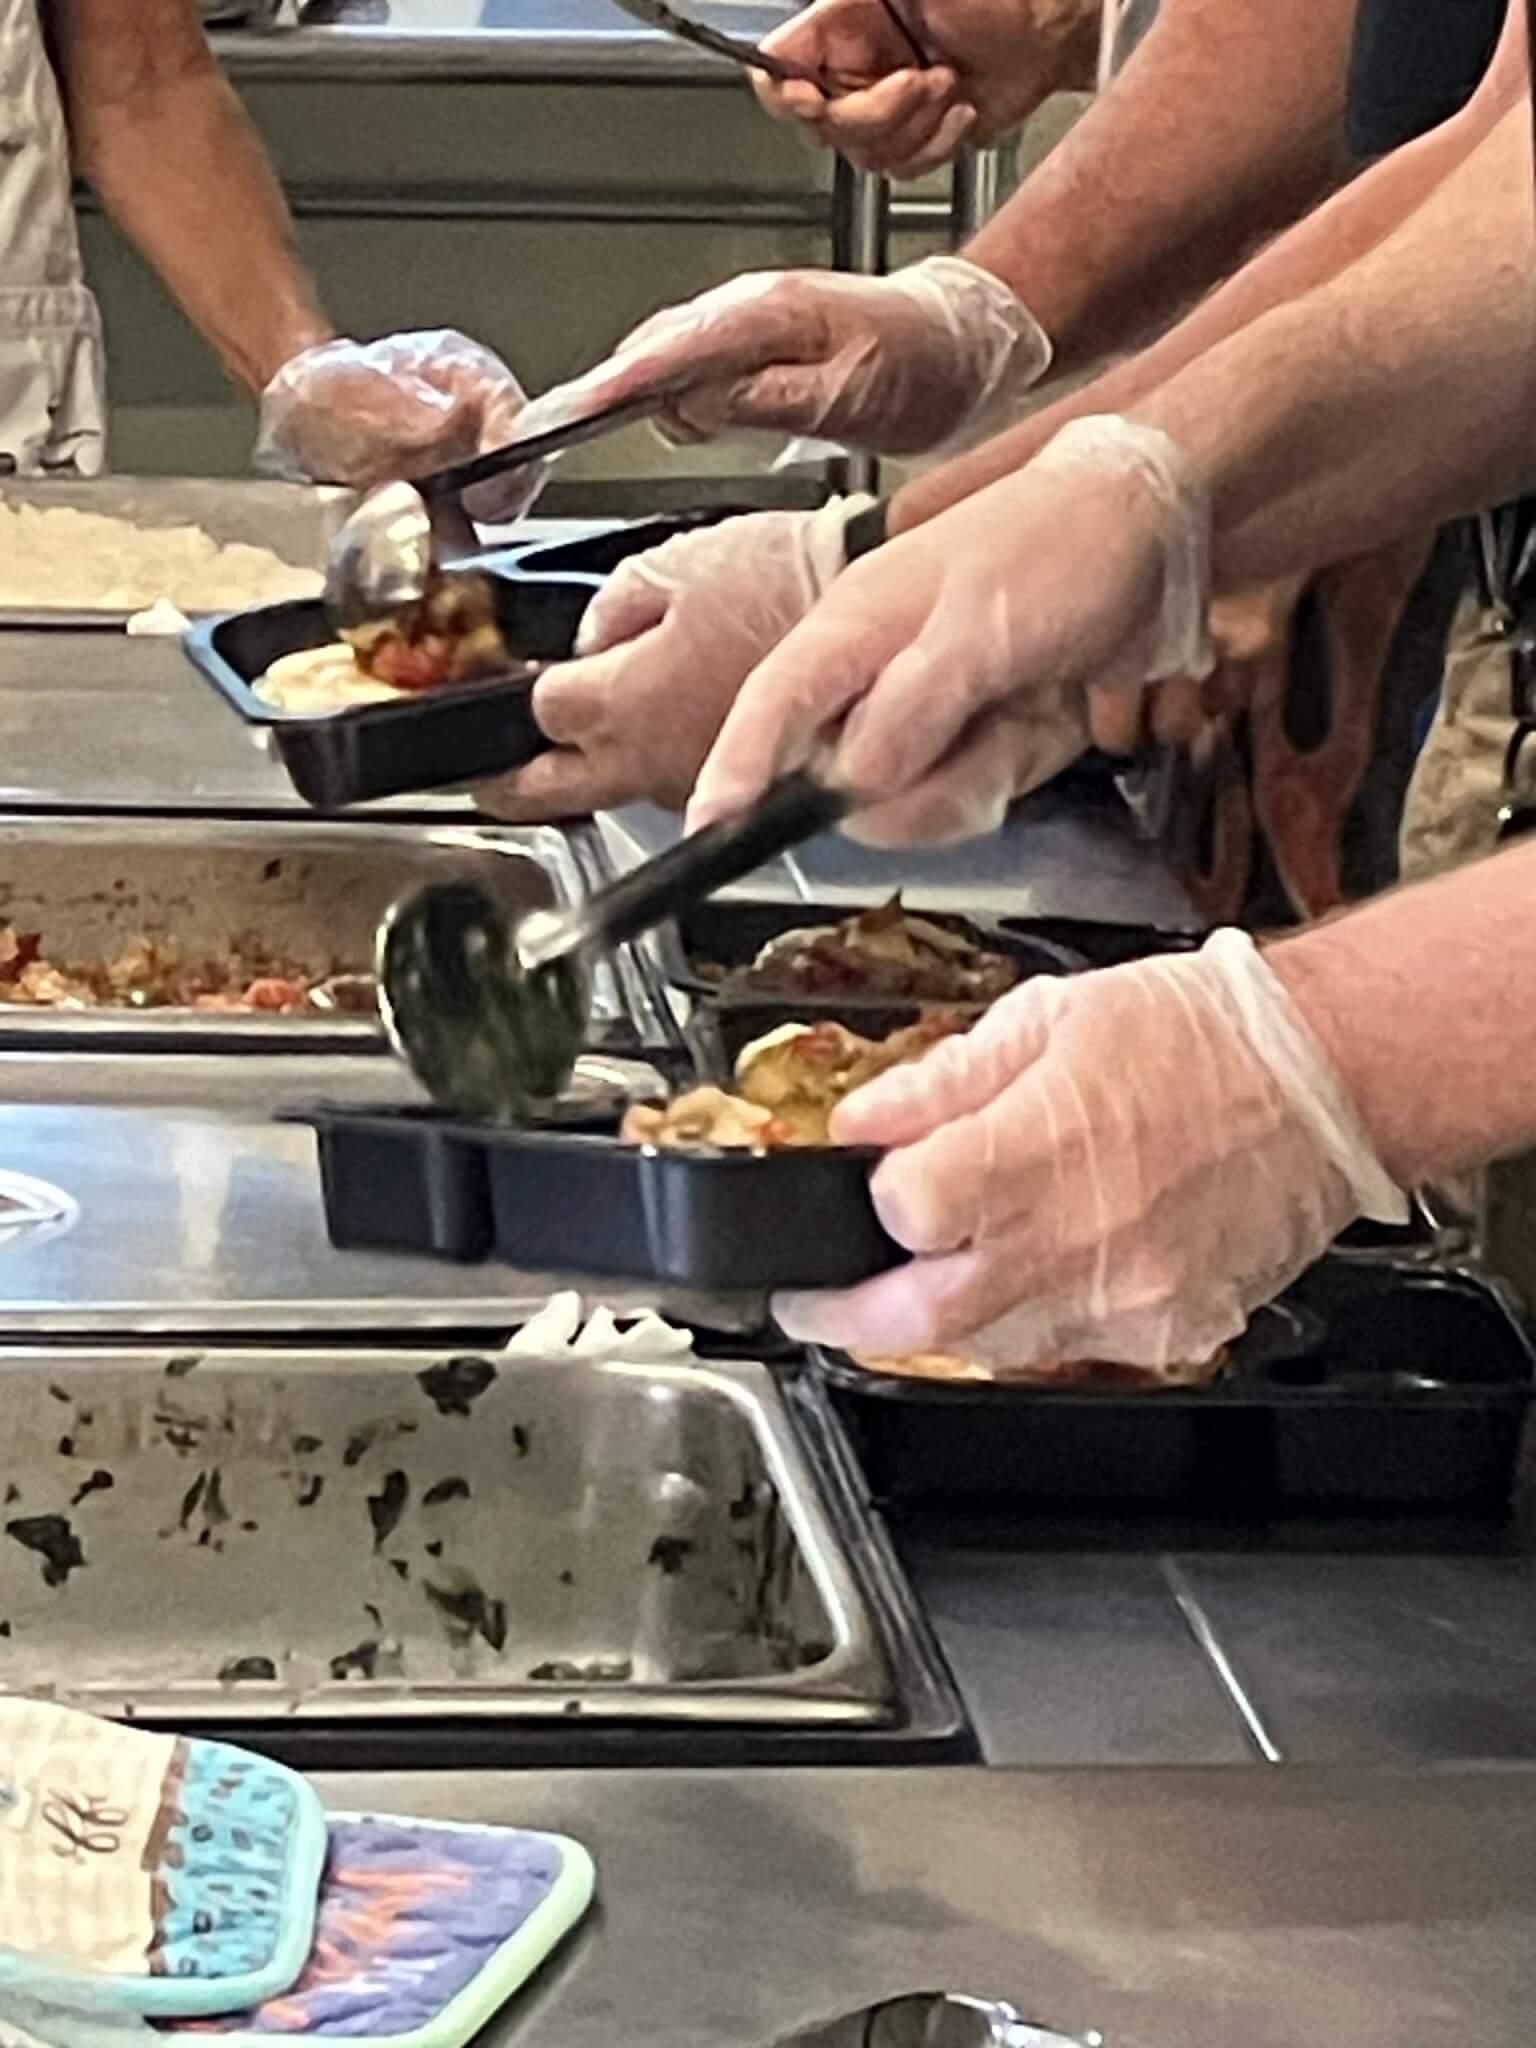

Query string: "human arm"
[[689, 45, 1536, 837], [1139, 87, 1534, 591], [515, 0, 1358, 455], [52, 0, 331, 393], [56, 0, 537, 507], [748, 0, 1099, 179], [892, 0, 1528, 529], [773, 834, 1536, 1367]]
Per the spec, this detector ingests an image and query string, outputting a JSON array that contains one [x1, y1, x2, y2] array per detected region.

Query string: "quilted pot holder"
[[161, 1814, 596, 2048], [0, 1698, 327, 2020]]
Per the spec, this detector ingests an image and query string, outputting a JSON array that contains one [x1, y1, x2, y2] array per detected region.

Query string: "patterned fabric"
[[0, 1699, 326, 2018], [165, 1819, 593, 2045], [1146, 529, 1465, 927]]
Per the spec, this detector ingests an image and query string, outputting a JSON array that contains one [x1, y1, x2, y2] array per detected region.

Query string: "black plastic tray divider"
[[816, 1261, 1536, 1519]]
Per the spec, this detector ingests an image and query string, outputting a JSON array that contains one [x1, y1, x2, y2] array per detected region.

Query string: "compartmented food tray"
[[498, 508, 740, 581], [0, 1346, 894, 1728], [0, 816, 613, 1051], [658, 898, 1083, 1063], [296, 1104, 899, 1290], [818, 1262, 1536, 1518], [184, 571, 598, 809]]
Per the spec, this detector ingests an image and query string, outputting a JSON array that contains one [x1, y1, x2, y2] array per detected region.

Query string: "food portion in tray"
[[0, 500, 321, 613], [0, 923, 372, 1015], [703, 895, 1023, 1003], [622, 1012, 967, 1150], [256, 572, 527, 714], [845, 1348, 1229, 1390]]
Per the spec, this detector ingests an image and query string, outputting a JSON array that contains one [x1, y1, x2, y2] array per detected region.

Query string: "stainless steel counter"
[[901, 1529, 1536, 1768], [308, 1763, 1536, 2046], [0, 1087, 758, 1336]]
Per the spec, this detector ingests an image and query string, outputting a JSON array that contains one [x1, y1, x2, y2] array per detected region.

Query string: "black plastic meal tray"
[[661, 899, 1084, 1064], [184, 570, 599, 809], [817, 1260, 1536, 1518], [293, 1103, 900, 1290]]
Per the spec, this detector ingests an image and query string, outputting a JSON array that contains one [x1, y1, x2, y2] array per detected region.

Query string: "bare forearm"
[[57, 0, 331, 392], [892, 45, 1505, 535], [1273, 837, 1536, 1185], [965, 0, 1357, 376], [1135, 96, 1535, 591]]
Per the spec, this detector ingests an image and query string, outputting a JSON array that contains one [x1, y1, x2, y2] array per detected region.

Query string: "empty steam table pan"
[[184, 570, 597, 809], [817, 1261, 1536, 1519], [295, 1104, 900, 1291]]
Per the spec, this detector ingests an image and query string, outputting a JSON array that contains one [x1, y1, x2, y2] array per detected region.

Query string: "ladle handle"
[[419, 393, 661, 502], [520, 770, 849, 969]]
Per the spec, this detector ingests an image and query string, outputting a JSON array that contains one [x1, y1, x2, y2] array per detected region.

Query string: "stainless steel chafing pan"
[[0, 815, 629, 1050], [0, 1347, 892, 1727]]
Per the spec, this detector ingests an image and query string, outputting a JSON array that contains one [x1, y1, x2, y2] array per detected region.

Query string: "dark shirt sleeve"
[[1346, 0, 1508, 160]]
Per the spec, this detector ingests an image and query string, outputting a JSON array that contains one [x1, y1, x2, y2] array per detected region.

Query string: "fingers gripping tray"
[[0, 1697, 327, 2019], [183, 573, 597, 810]]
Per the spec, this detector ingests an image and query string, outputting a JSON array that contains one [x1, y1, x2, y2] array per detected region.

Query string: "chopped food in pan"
[[621, 1012, 968, 1151], [0, 923, 375, 1015], [848, 1349, 1230, 1389], [255, 571, 528, 715], [714, 895, 1022, 1003]]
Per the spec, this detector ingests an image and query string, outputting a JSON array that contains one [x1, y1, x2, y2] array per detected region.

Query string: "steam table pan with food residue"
[[817, 1259, 1536, 1519], [293, 1103, 900, 1291], [0, 1345, 900, 1749], [184, 571, 598, 810]]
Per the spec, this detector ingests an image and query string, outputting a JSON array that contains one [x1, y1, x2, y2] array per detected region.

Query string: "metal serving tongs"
[[378, 769, 848, 1118], [605, 0, 860, 86], [605, 0, 935, 90], [767, 1990, 1102, 2048], [324, 391, 660, 653]]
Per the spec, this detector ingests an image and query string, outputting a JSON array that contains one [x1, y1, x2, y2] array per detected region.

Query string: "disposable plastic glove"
[[512, 258, 1050, 458], [690, 415, 1214, 847], [776, 930, 1409, 1370], [256, 329, 542, 522], [748, 0, 1098, 179], [474, 502, 861, 821]]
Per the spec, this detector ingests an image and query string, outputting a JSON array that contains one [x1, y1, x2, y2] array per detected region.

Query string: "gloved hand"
[[474, 502, 862, 821], [256, 329, 541, 522], [776, 930, 1409, 1369], [751, 0, 1100, 178], [689, 415, 1215, 847], [512, 258, 1050, 457]]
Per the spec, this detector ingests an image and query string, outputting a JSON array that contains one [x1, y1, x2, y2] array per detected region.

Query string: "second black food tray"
[[660, 899, 1083, 1064], [184, 571, 598, 809], [295, 1103, 899, 1291], [816, 1260, 1536, 1518]]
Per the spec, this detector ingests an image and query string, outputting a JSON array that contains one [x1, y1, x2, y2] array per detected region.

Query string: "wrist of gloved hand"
[[255, 329, 540, 522], [773, 930, 1407, 1371], [892, 255, 1053, 456], [1030, 414, 1215, 683], [574, 494, 877, 658]]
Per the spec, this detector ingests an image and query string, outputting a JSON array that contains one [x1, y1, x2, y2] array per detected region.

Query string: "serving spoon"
[[378, 770, 848, 1116], [324, 392, 659, 648]]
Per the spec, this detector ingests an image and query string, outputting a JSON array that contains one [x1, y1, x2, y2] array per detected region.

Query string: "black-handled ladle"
[[379, 771, 848, 1118]]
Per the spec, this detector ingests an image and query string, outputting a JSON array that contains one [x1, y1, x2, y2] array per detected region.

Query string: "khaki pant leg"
[[1399, 591, 1536, 1304], [1399, 590, 1514, 883]]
